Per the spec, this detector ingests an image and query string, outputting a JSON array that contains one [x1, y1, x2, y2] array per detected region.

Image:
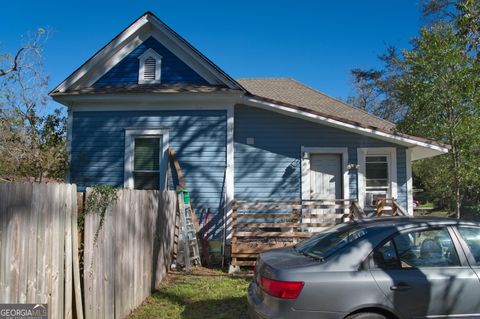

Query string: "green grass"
[[418, 201, 434, 209], [415, 209, 452, 218], [128, 268, 251, 319]]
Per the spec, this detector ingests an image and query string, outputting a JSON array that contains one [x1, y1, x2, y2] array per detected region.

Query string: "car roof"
[[352, 216, 480, 229]]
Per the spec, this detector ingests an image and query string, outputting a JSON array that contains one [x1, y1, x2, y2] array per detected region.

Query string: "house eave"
[[53, 87, 449, 161], [51, 91, 244, 107], [242, 96, 450, 160]]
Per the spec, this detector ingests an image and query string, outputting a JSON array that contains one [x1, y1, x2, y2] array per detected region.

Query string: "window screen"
[[133, 137, 160, 190], [366, 156, 388, 189]]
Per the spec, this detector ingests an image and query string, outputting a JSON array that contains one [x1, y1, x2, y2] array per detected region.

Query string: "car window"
[[393, 228, 460, 268], [372, 240, 400, 269], [371, 228, 461, 269], [457, 227, 480, 266], [295, 224, 374, 260]]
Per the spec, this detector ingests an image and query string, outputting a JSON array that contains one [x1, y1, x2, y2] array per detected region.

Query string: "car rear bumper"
[[247, 282, 268, 319], [247, 281, 345, 319]]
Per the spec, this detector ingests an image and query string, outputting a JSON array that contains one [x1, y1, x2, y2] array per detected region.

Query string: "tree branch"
[[0, 48, 24, 77]]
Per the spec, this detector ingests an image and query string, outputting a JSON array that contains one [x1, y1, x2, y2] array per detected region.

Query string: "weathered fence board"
[[83, 189, 177, 319], [0, 182, 177, 319], [71, 190, 84, 319], [0, 182, 80, 319]]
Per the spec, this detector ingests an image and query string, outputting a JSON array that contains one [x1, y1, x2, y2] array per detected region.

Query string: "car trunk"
[[255, 247, 319, 282]]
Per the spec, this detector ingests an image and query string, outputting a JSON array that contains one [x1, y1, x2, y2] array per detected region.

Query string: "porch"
[[230, 198, 407, 267]]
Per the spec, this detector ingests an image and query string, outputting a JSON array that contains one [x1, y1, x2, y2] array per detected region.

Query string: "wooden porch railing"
[[230, 199, 364, 267], [375, 198, 408, 216]]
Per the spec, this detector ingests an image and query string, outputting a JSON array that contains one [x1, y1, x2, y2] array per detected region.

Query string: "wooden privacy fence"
[[0, 182, 82, 319], [0, 182, 178, 319], [83, 189, 177, 319], [231, 199, 364, 267]]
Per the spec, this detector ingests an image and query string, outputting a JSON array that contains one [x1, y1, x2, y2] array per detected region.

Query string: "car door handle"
[[390, 283, 411, 292]]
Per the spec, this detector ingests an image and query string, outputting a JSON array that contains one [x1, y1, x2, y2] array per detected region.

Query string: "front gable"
[[95, 36, 209, 86], [50, 12, 242, 94]]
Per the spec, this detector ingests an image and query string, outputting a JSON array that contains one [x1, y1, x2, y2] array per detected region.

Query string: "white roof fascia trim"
[[244, 96, 449, 155], [82, 34, 145, 88], [147, 16, 240, 89], [70, 104, 236, 112], [53, 15, 150, 93], [146, 31, 223, 86], [80, 31, 150, 88], [53, 92, 243, 106], [53, 14, 241, 94]]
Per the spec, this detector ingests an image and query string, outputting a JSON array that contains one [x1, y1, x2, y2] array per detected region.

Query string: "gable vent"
[[138, 49, 162, 84], [143, 57, 156, 81]]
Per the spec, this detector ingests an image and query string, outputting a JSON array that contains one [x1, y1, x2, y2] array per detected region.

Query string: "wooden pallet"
[[230, 199, 360, 267]]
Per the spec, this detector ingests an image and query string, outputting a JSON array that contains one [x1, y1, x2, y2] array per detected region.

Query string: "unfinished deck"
[[230, 199, 364, 267], [230, 197, 408, 267]]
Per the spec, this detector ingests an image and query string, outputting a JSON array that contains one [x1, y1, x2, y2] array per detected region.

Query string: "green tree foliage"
[[422, 0, 480, 57], [0, 29, 68, 181], [347, 48, 407, 122], [348, 0, 480, 217], [398, 25, 480, 217]]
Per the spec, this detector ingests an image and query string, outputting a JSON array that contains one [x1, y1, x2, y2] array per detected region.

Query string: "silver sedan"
[[248, 217, 480, 319]]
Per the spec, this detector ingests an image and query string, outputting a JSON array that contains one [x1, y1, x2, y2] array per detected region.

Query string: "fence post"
[[291, 204, 299, 244], [230, 203, 238, 268]]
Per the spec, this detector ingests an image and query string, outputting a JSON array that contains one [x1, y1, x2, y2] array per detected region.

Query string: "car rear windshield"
[[295, 223, 373, 260]]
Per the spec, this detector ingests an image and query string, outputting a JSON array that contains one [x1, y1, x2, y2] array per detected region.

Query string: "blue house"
[[50, 12, 448, 239]]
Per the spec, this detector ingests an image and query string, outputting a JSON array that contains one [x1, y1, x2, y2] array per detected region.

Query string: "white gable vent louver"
[[143, 57, 156, 80], [138, 48, 162, 84]]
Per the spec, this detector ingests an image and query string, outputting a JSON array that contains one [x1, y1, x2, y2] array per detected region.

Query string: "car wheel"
[[346, 312, 387, 319]]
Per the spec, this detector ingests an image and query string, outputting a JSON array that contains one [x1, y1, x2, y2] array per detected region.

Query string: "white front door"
[[309, 154, 342, 201]]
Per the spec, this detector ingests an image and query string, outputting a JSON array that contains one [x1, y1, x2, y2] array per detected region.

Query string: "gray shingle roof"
[[236, 78, 396, 132]]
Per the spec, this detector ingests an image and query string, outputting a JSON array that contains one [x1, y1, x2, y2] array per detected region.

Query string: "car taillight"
[[259, 275, 304, 299]]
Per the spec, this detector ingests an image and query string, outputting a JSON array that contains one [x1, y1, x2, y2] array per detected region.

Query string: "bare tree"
[[0, 28, 67, 181]]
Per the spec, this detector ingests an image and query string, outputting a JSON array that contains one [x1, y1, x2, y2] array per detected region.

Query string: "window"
[[124, 129, 168, 190], [458, 227, 480, 265], [371, 228, 460, 269], [296, 223, 375, 260], [138, 48, 162, 84], [133, 137, 160, 190], [366, 156, 388, 190], [358, 148, 397, 208], [372, 240, 399, 269]]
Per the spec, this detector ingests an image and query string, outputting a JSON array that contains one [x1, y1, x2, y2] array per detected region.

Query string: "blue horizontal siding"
[[234, 105, 408, 208], [71, 110, 226, 238], [95, 37, 209, 85]]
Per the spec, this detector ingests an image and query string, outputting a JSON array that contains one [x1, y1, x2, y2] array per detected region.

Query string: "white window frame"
[[124, 128, 169, 190], [301, 147, 349, 201], [406, 148, 413, 215], [138, 48, 163, 84], [357, 147, 397, 209]]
